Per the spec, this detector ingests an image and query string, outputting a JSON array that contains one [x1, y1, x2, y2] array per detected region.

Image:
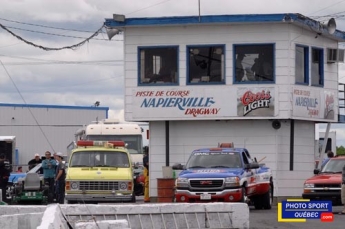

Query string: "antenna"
[[327, 18, 336, 35], [198, 0, 201, 22]]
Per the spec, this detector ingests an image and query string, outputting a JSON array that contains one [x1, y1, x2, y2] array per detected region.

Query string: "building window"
[[187, 45, 225, 84], [295, 45, 309, 84], [311, 47, 324, 87], [138, 46, 178, 85], [234, 44, 274, 83]]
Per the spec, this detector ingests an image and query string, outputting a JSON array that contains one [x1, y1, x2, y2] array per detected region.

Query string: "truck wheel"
[[262, 183, 273, 210], [254, 197, 263, 209]]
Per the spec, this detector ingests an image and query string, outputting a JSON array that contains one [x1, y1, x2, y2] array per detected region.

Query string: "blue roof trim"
[[105, 14, 292, 27], [104, 13, 345, 41], [0, 103, 109, 111]]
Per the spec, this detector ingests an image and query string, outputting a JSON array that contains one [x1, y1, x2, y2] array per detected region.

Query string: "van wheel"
[[131, 193, 136, 203], [262, 183, 273, 210]]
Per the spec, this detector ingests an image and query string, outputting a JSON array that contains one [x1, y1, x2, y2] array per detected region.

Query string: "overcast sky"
[[1, 0, 345, 145]]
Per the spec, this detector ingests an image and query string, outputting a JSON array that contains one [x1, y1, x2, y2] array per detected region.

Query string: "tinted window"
[[234, 44, 274, 83], [186, 151, 242, 168], [70, 151, 129, 168], [187, 45, 225, 84], [139, 46, 178, 84]]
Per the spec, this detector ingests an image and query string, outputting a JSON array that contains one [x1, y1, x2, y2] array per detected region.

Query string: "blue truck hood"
[[179, 168, 243, 178], [8, 172, 26, 183]]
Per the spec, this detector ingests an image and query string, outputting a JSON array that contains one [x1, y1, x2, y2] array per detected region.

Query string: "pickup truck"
[[172, 143, 274, 209], [302, 156, 345, 204]]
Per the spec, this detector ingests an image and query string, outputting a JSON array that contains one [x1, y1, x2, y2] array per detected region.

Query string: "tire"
[[131, 193, 136, 203], [254, 196, 263, 209], [262, 183, 273, 210]]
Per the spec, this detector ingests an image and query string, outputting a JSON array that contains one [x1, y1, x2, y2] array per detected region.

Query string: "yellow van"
[[65, 140, 135, 203]]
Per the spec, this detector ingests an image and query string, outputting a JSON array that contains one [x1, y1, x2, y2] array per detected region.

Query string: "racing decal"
[[194, 169, 226, 173]]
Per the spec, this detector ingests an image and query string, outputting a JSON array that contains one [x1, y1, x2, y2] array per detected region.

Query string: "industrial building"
[[0, 103, 108, 169]]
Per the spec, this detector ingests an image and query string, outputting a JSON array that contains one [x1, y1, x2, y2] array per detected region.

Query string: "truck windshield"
[[186, 151, 242, 169], [321, 159, 345, 173], [69, 151, 130, 168], [86, 135, 142, 155]]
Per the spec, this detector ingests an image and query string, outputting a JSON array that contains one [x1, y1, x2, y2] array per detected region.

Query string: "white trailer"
[[70, 119, 144, 164]]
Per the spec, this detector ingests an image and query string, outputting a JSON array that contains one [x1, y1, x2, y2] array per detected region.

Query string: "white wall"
[[0, 106, 107, 167], [148, 119, 315, 197]]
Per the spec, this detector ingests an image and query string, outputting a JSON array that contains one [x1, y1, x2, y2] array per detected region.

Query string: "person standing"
[[321, 151, 334, 168], [28, 153, 42, 170], [143, 146, 150, 202], [54, 152, 66, 204], [0, 154, 10, 203], [41, 151, 56, 203]]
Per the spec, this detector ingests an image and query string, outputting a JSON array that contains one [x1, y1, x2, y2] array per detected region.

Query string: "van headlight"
[[70, 182, 79, 190], [225, 177, 240, 187], [176, 177, 189, 188]]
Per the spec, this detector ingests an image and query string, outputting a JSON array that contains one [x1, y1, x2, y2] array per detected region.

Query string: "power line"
[[0, 60, 56, 152], [0, 23, 106, 51], [307, 0, 345, 16], [0, 17, 100, 34], [5, 25, 121, 41], [126, 0, 172, 15]]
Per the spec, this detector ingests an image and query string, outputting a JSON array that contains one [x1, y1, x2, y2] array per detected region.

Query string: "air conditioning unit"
[[327, 48, 345, 63]]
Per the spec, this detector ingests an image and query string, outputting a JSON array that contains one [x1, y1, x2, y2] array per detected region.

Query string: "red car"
[[302, 156, 345, 204]]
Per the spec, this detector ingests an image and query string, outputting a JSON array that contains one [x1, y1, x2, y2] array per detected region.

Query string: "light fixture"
[[113, 14, 125, 22]]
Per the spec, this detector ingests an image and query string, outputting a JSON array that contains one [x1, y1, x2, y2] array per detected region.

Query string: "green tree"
[[336, 146, 345, 156]]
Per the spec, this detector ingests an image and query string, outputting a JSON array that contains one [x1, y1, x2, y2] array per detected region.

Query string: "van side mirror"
[[313, 169, 320, 175], [172, 163, 184, 170]]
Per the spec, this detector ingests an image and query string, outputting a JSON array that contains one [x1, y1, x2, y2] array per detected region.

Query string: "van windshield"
[[86, 135, 143, 155], [70, 151, 130, 168], [186, 151, 242, 169]]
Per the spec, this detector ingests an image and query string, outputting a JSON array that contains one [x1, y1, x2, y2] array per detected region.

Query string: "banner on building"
[[292, 87, 336, 121], [131, 87, 237, 120], [237, 87, 275, 117]]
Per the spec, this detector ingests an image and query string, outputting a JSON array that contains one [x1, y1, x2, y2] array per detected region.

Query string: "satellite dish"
[[106, 27, 120, 40], [327, 18, 336, 34]]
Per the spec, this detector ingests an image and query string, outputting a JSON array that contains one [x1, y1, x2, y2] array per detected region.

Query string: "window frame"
[[310, 46, 324, 87], [295, 44, 309, 85], [137, 45, 179, 86], [186, 44, 226, 85], [233, 43, 275, 84]]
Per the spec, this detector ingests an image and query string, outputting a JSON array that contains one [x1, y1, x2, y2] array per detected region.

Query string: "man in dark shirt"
[[0, 153, 10, 203], [54, 152, 66, 204], [28, 154, 42, 170]]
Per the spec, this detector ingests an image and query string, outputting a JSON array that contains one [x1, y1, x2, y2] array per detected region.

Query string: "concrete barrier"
[[75, 219, 130, 229], [36, 204, 70, 229], [61, 203, 249, 229], [0, 212, 43, 229], [0, 205, 47, 216]]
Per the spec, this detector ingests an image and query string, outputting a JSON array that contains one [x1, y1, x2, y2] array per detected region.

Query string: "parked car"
[[302, 156, 345, 205]]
